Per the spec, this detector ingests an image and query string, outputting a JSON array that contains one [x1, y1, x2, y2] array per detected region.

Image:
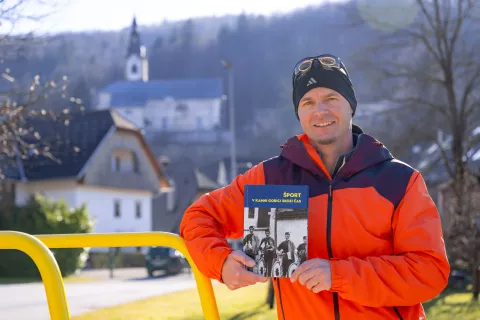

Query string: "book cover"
[[243, 184, 309, 278]]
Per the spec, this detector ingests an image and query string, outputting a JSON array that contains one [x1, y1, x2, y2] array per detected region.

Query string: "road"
[[0, 268, 201, 320]]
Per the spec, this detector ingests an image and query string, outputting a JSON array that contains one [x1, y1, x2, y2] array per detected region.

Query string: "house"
[[93, 18, 229, 145], [198, 156, 266, 187], [3, 109, 173, 252], [150, 156, 220, 234], [405, 126, 480, 235]]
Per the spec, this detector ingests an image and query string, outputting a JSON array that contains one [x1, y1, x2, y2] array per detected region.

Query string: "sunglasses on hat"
[[292, 54, 351, 87]]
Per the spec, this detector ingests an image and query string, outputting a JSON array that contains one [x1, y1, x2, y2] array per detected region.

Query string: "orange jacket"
[[180, 128, 450, 320]]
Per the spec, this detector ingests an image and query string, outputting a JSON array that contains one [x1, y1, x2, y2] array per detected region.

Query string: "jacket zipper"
[[327, 182, 340, 320], [393, 307, 403, 319], [275, 278, 286, 320]]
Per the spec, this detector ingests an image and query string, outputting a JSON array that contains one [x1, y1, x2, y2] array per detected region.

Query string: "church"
[[94, 18, 227, 145]]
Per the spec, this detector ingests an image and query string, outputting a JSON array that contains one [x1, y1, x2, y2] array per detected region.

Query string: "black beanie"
[[293, 66, 357, 119]]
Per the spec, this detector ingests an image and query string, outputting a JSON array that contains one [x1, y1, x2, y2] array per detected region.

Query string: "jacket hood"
[[279, 124, 393, 180]]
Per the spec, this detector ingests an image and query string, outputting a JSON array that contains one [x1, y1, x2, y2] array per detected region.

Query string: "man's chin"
[[317, 138, 336, 145]]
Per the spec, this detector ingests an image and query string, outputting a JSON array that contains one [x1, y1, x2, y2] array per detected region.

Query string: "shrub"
[[0, 194, 93, 278]]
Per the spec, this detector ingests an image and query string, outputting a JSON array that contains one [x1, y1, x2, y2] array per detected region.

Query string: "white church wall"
[[145, 98, 222, 132]]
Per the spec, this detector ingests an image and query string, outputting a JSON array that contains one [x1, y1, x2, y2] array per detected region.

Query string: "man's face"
[[249, 228, 254, 234], [303, 238, 307, 244], [285, 234, 290, 240], [265, 231, 270, 237], [297, 87, 352, 146]]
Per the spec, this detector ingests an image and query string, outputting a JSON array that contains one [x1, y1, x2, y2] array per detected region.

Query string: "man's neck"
[[311, 134, 354, 176]]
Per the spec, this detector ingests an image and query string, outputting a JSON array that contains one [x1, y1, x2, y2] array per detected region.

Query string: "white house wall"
[[77, 186, 152, 253], [15, 180, 79, 207], [15, 181, 153, 253], [76, 186, 151, 232]]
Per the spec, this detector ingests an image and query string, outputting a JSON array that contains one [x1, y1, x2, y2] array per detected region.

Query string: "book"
[[243, 184, 309, 278]]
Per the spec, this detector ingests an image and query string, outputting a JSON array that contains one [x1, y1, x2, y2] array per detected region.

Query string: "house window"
[[132, 153, 139, 173], [257, 208, 270, 228], [167, 190, 175, 212], [111, 149, 138, 173], [196, 117, 203, 129], [248, 207, 255, 219], [135, 201, 141, 219], [114, 200, 121, 218], [175, 103, 188, 112], [111, 154, 121, 172], [131, 64, 138, 74]]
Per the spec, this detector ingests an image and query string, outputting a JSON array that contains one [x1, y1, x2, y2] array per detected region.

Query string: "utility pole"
[[221, 58, 237, 182]]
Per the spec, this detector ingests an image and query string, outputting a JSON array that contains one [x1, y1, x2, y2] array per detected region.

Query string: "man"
[[277, 232, 296, 277], [297, 236, 307, 265], [259, 228, 276, 277], [180, 54, 450, 319], [242, 226, 259, 271]]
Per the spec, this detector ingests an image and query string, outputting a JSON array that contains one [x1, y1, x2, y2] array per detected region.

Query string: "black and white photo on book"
[[243, 184, 309, 278]]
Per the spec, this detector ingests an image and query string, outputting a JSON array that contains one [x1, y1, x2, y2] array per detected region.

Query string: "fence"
[[0, 231, 220, 320]]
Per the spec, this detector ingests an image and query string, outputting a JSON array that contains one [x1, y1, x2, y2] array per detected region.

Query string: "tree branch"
[[416, 0, 438, 33], [460, 64, 480, 118], [404, 26, 443, 65]]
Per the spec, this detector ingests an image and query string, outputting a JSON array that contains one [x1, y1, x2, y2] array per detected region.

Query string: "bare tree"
[[348, 0, 480, 297], [0, 0, 82, 181]]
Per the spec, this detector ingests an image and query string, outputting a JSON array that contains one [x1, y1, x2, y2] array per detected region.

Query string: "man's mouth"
[[314, 121, 335, 128]]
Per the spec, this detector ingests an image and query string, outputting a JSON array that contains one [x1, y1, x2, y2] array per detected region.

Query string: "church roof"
[[100, 78, 223, 107]]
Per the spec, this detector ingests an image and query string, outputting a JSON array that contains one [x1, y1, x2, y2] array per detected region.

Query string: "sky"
[[0, 0, 349, 35]]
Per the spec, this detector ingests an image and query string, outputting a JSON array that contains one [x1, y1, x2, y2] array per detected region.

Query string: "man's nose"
[[314, 102, 328, 114]]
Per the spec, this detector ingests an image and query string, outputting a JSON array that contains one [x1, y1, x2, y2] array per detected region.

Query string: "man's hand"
[[290, 258, 332, 293], [221, 250, 268, 290]]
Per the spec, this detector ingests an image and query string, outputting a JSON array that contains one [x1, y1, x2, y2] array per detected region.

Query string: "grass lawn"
[[423, 287, 480, 320], [72, 282, 277, 320], [71, 282, 480, 320]]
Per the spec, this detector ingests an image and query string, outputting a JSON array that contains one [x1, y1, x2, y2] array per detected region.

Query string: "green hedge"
[[0, 194, 93, 278]]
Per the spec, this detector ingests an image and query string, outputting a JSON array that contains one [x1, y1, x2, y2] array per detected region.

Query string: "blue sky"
[[1, 0, 348, 35]]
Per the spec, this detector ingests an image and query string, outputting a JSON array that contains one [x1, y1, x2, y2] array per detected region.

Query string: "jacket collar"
[[279, 124, 393, 181]]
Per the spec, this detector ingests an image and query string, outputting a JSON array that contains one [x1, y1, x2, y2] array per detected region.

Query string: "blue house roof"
[[100, 78, 223, 107]]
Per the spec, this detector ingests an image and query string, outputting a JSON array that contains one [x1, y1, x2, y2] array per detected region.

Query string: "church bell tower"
[[125, 17, 149, 82]]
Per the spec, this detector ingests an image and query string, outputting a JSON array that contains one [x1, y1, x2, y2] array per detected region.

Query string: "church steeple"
[[126, 17, 141, 57], [125, 16, 149, 82]]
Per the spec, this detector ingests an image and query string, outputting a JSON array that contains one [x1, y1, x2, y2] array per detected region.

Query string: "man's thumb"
[[232, 250, 255, 267]]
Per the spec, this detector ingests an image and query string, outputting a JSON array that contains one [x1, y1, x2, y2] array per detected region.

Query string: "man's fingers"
[[311, 282, 327, 294], [231, 250, 256, 267], [304, 274, 321, 290], [290, 260, 316, 282], [298, 268, 317, 286], [227, 270, 260, 289], [237, 266, 267, 283]]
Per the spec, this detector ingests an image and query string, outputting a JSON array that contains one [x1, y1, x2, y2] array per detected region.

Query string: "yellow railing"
[[0, 231, 220, 320], [0, 231, 70, 320]]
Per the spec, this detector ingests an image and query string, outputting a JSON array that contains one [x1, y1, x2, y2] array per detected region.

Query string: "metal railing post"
[[35, 232, 220, 320], [0, 231, 70, 320]]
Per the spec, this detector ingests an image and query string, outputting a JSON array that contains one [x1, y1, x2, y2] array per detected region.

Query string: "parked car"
[[448, 269, 472, 289], [145, 246, 186, 277]]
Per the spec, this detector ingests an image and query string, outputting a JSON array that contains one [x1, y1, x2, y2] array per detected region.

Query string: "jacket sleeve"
[[179, 162, 265, 282], [330, 170, 450, 307]]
